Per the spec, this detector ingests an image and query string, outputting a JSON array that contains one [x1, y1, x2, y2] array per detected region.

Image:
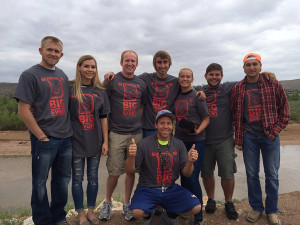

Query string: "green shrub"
[[0, 97, 26, 131]]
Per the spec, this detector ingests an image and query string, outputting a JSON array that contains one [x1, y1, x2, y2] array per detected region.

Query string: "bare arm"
[[18, 100, 49, 141], [181, 144, 198, 177], [100, 117, 109, 156], [194, 115, 209, 135], [140, 104, 144, 117]]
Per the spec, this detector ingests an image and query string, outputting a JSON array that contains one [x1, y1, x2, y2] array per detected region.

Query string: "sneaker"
[[268, 213, 281, 225], [193, 220, 204, 225], [99, 201, 112, 221], [205, 198, 216, 213], [225, 201, 238, 220], [140, 215, 153, 225], [246, 210, 262, 223], [122, 203, 134, 220]]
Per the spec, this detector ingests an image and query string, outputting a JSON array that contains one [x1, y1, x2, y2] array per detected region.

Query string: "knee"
[[132, 209, 146, 219], [191, 204, 202, 215]]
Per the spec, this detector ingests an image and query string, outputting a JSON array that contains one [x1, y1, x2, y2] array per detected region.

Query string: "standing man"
[[104, 50, 180, 138], [125, 110, 202, 225], [13, 36, 72, 225], [231, 53, 290, 225], [195, 63, 238, 220], [99, 50, 147, 221], [139, 51, 180, 137], [195, 64, 276, 220]]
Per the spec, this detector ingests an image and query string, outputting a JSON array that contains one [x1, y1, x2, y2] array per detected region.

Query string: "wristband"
[[38, 136, 47, 141]]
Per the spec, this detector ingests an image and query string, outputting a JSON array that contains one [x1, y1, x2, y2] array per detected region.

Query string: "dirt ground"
[[1, 122, 300, 224], [0, 122, 299, 156], [65, 191, 300, 225]]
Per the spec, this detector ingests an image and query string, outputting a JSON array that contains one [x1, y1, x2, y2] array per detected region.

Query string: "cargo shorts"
[[106, 131, 143, 176]]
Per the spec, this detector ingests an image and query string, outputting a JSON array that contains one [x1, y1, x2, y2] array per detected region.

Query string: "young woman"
[[70, 55, 110, 225], [174, 68, 210, 225]]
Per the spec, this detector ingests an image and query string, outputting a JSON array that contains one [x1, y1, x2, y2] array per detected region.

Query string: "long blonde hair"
[[72, 55, 105, 103]]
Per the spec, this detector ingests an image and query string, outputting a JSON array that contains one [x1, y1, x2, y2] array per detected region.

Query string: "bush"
[[289, 100, 300, 121], [0, 97, 26, 131]]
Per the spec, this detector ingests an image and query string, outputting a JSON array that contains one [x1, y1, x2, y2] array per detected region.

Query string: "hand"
[[262, 71, 276, 82], [196, 91, 206, 101], [104, 72, 115, 84], [128, 138, 137, 157], [188, 144, 198, 162], [101, 142, 108, 156]]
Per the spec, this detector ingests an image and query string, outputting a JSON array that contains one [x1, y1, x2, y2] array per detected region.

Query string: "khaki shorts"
[[201, 136, 237, 179], [106, 131, 143, 176]]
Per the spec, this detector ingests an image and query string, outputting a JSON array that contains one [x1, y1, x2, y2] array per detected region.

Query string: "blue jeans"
[[30, 134, 72, 225], [72, 155, 100, 212], [142, 129, 157, 138], [180, 140, 205, 221], [242, 132, 280, 214]]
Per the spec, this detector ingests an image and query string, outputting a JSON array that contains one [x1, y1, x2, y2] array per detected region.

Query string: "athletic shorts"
[[201, 136, 237, 179], [106, 131, 142, 176], [129, 184, 200, 215]]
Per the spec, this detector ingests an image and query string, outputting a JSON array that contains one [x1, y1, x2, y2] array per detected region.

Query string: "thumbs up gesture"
[[188, 144, 198, 162], [128, 138, 137, 157]]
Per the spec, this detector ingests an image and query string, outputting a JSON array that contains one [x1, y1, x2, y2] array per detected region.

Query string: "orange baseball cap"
[[243, 53, 261, 64]]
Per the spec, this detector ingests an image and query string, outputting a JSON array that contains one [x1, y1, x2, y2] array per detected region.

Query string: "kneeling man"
[[125, 110, 201, 224]]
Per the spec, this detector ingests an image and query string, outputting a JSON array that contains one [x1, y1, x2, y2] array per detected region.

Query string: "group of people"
[[13, 35, 290, 225]]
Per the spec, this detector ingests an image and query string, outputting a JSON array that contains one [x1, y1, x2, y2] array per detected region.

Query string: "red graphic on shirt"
[[206, 90, 221, 117], [122, 83, 138, 116], [45, 77, 65, 116], [174, 100, 188, 121], [247, 89, 262, 123], [78, 94, 95, 130], [154, 152, 173, 185], [152, 82, 170, 113]]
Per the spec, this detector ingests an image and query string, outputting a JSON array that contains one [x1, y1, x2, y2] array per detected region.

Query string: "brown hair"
[[205, 63, 223, 75], [153, 50, 172, 70]]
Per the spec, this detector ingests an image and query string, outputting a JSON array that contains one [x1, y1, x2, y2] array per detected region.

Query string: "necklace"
[[156, 137, 170, 192]]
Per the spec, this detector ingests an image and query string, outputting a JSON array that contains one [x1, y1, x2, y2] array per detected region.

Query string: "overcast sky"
[[1, 0, 299, 85]]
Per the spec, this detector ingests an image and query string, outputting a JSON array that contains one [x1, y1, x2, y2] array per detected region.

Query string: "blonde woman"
[[70, 55, 110, 225]]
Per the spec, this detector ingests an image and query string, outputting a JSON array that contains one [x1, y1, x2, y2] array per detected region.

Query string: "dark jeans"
[[181, 140, 205, 222], [242, 132, 280, 214], [30, 134, 72, 225], [72, 155, 100, 211]]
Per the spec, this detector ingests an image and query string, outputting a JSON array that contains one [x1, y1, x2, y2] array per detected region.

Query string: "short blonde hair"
[[41, 36, 63, 51], [120, 50, 138, 63], [178, 68, 193, 78]]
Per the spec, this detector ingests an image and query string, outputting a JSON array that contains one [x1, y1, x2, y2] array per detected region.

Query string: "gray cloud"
[[1, 0, 299, 85]]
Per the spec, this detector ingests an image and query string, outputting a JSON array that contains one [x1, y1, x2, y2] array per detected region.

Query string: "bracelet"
[[38, 136, 47, 141]]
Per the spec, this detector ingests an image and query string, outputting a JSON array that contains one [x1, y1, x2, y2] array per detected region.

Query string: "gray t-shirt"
[[106, 72, 147, 134], [135, 135, 187, 188], [139, 73, 180, 130], [195, 82, 235, 144], [13, 64, 72, 138], [69, 84, 110, 157], [243, 82, 264, 135], [174, 89, 209, 142]]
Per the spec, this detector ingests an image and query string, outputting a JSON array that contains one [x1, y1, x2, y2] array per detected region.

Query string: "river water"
[[1, 145, 299, 209]]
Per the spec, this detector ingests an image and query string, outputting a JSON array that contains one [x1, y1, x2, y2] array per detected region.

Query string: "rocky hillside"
[[0, 83, 17, 97], [0, 79, 299, 97]]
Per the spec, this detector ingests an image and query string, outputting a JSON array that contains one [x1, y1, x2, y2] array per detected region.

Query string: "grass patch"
[[0, 207, 31, 225]]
